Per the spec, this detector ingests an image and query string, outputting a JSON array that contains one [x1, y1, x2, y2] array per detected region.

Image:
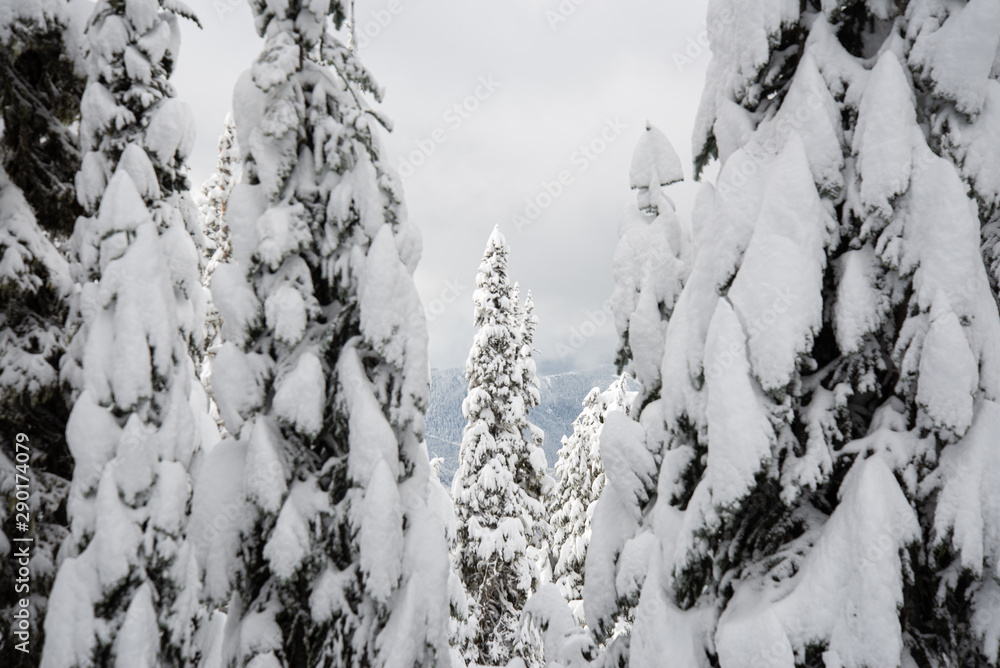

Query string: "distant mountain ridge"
[[426, 364, 625, 485]]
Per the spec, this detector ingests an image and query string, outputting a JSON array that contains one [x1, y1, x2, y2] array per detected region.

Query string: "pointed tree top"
[[488, 224, 506, 249], [629, 123, 684, 190], [480, 225, 511, 279]]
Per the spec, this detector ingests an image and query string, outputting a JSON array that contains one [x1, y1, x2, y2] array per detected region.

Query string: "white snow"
[[65, 389, 122, 498], [150, 460, 190, 534], [943, 80, 1000, 218], [117, 143, 161, 201], [113, 583, 159, 668], [264, 284, 307, 346], [224, 181, 266, 269], [272, 349, 325, 439], [853, 51, 916, 227], [95, 169, 152, 236], [79, 82, 133, 152], [210, 263, 262, 345], [40, 556, 98, 668], [629, 122, 684, 207], [582, 483, 639, 637], [357, 459, 404, 603], [76, 151, 109, 212], [245, 418, 288, 514], [629, 545, 713, 668], [521, 584, 578, 663], [309, 565, 354, 622], [932, 400, 1000, 576], [136, 17, 171, 63], [255, 202, 311, 270], [251, 31, 301, 92], [702, 298, 773, 510], [597, 412, 654, 522], [916, 291, 978, 441], [727, 134, 832, 392], [189, 437, 252, 602], [357, 225, 428, 378], [715, 455, 920, 668], [761, 51, 844, 194], [340, 344, 402, 482], [263, 480, 314, 581], [708, 146, 770, 291], [910, 0, 1000, 117], [92, 465, 142, 589], [124, 45, 152, 85], [834, 245, 889, 354], [211, 342, 269, 433], [144, 98, 197, 163]]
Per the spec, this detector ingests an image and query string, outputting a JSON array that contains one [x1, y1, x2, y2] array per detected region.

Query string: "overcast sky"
[[174, 0, 712, 374]]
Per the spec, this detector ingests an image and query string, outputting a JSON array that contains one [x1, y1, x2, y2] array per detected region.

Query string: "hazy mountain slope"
[[427, 365, 624, 484]]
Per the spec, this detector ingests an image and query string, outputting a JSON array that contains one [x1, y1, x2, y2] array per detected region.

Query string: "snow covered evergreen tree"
[[40, 0, 215, 665], [548, 375, 631, 622], [198, 115, 241, 432], [199, 113, 239, 285], [451, 227, 548, 667], [578, 126, 689, 663], [1, 4, 83, 665], [0, 0, 83, 498], [608, 122, 688, 397], [585, 2, 1000, 666], [196, 3, 451, 666], [514, 290, 551, 570], [514, 289, 540, 415]]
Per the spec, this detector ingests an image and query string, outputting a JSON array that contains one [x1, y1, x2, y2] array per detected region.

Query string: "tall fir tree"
[[199, 2, 451, 666], [40, 0, 215, 664], [451, 227, 548, 667], [199, 113, 240, 287], [584, 2, 1000, 667], [198, 115, 241, 433], [0, 5, 84, 663], [513, 290, 551, 568], [548, 375, 631, 622], [608, 122, 689, 396], [515, 291, 544, 450], [581, 123, 690, 665]]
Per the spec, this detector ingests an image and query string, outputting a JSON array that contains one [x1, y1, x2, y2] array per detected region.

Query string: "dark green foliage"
[[0, 19, 84, 235]]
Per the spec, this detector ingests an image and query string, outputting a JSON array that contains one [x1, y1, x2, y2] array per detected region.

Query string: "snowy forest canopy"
[[3, 1, 1000, 667]]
